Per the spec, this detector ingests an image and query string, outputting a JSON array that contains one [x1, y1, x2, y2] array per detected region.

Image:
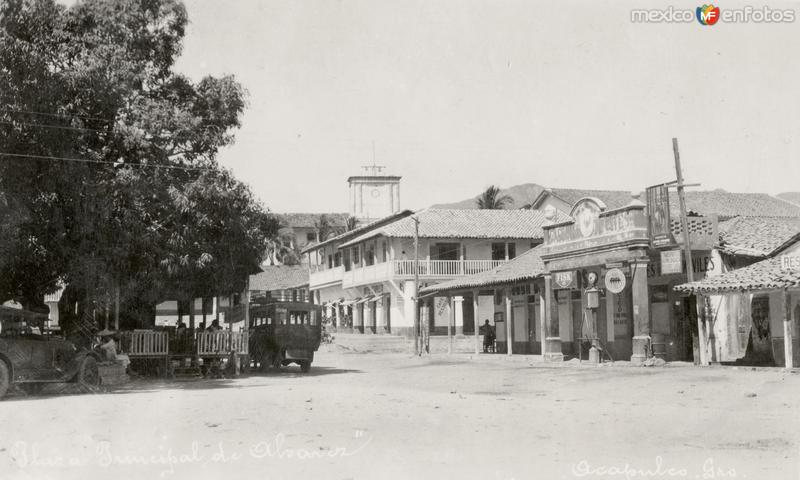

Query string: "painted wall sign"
[[604, 268, 627, 294], [649, 251, 715, 278], [780, 255, 800, 270], [660, 250, 683, 275], [554, 271, 576, 289], [572, 199, 601, 238]]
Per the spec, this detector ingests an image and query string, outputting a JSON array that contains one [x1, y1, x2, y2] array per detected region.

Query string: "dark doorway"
[[430, 243, 460, 261], [463, 293, 475, 334]]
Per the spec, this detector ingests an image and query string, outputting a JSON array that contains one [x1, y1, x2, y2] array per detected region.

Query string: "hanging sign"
[[660, 250, 683, 275], [646, 184, 673, 248], [604, 268, 627, 294]]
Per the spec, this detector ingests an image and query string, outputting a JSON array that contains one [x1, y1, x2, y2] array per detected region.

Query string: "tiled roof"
[[249, 266, 309, 291], [301, 210, 414, 253], [674, 257, 800, 294], [718, 216, 800, 258], [777, 192, 800, 206], [277, 213, 349, 229], [540, 188, 634, 210], [670, 191, 800, 220], [419, 246, 546, 295], [339, 209, 568, 247]]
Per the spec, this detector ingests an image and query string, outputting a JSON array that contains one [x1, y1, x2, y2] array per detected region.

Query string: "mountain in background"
[[777, 192, 800, 206], [431, 183, 545, 209]]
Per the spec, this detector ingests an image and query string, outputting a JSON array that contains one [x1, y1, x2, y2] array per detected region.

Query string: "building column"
[[505, 288, 513, 356], [364, 301, 374, 334], [334, 304, 341, 329], [354, 303, 364, 334], [631, 259, 651, 364], [403, 280, 417, 338], [453, 295, 464, 336], [473, 290, 480, 354], [543, 274, 563, 361], [356, 183, 363, 215], [376, 296, 385, 334]]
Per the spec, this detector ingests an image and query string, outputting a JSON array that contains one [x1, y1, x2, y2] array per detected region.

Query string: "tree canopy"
[[0, 0, 275, 328]]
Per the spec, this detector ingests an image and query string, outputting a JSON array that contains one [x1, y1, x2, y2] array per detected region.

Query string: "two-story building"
[[305, 208, 562, 337]]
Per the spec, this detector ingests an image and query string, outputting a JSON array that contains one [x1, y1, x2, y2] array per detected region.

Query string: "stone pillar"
[[392, 183, 400, 212], [453, 296, 464, 336], [334, 304, 341, 329], [354, 303, 364, 334], [543, 274, 563, 361], [631, 259, 651, 364]]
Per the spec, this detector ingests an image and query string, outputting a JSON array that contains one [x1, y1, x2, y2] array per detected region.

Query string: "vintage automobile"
[[248, 301, 322, 373], [0, 306, 101, 398]]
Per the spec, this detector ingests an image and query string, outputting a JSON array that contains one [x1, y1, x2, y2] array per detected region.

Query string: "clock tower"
[[348, 164, 401, 222]]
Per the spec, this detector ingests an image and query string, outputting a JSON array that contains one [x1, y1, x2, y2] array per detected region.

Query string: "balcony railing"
[[310, 259, 507, 288]]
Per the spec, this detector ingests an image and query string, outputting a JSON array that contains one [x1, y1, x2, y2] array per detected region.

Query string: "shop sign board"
[[553, 270, 577, 289], [660, 250, 683, 275]]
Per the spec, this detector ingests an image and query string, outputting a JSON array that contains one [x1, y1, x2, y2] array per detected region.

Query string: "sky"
[[101, 1, 800, 212]]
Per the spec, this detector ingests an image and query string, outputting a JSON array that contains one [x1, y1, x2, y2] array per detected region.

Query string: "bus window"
[[310, 310, 317, 326]]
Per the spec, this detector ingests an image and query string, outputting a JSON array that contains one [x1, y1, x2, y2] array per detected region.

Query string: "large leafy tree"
[[476, 185, 514, 209], [0, 0, 272, 330]]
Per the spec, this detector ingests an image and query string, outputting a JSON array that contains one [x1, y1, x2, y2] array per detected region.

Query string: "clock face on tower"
[[371, 188, 381, 198]]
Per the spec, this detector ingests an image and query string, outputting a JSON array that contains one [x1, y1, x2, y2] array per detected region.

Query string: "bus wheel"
[[299, 361, 311, 373]]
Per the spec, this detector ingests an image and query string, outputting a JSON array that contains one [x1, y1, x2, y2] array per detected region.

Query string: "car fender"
[[0, 353, 14, 381]]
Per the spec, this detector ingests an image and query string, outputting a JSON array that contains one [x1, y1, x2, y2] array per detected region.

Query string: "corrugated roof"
[[249, 266, 309, 291], [672, 191, 800, 220], [718, 216, 800, 258], [674, 257, 800, 294], [340, 209, 565, 247], [419, 246, 546, 295], [277, 213, 348, 229]]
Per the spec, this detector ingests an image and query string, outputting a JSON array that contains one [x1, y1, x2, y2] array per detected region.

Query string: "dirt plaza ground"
[[1, 335, 799, 480]]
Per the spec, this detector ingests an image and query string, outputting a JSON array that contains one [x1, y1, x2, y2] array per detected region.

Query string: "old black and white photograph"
[[1, 0, 799, 479]]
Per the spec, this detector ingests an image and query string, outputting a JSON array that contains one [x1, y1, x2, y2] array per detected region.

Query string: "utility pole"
[[672, 138, 706, 366], [412, 216, 420, 356]]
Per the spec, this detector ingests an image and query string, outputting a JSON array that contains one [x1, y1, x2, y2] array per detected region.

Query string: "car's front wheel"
[[0, 361, 9, 399], [299, 360, 311, 373], [77, 356, 100, 391]]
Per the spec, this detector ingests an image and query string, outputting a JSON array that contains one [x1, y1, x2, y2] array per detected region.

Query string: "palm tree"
[[344, 215, 359, 232], [476, 185, 514, 209], [314, 214, 334, 242]]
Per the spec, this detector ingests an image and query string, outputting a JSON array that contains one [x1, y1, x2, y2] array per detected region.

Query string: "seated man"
[[95, 329, 117, 362]]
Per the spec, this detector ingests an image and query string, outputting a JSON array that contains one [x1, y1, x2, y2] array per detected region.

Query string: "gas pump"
[[584, 272, 602, 364]]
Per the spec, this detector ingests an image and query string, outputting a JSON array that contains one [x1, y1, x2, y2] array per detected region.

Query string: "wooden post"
[[784, 289, 793, 369], [114, 284, 120, 331], [473, 290, 480, 354], [505, 287, 513, 356], [539, 284, 546, 357], [448, 296, 453, 355], [413, 216, 420, 355], [673, 138, 706, 365]]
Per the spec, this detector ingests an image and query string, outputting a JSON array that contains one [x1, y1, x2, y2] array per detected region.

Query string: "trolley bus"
[[248, 301, 322, 373]]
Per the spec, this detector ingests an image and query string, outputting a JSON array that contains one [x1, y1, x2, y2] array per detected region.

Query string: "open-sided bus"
[[248, 301, 322, 373]]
